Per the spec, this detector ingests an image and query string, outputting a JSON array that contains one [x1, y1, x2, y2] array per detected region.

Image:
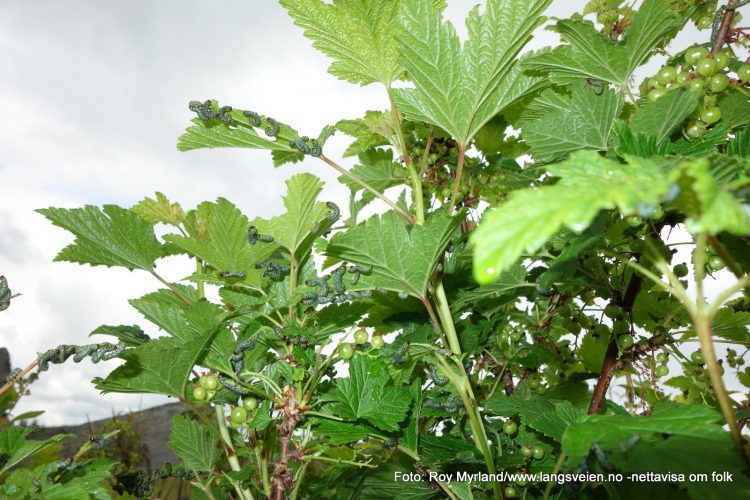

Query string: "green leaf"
[[393, 0, 551, 145], [94, 334, 217, 397], [39, 458, 116, 499], [629, 88, 699, 144], [613, 121, 672, 158], [314, 419, 379, 445], [177, 102, 300, 153], [524, 0, 682, 85], [471, 152, 669, 283], [339, 149, 407, 211], [0, 427, 72, 474], [419, 434, 479, 465], [251, 173, 330, 259], [520, 84, 623, 163], [89, 325, 149, 347], [168, 414, 218, 471], [674, 157, 750, 235], [451, 264, 530, 311], [717, 87, 750, 130], [683, 308, 749, 342], [728, 125, 750, 157], [131, 192, 186, 226], [334, 355, 411, 431], [280, 0, 404, 86], [486, 397, 585, 442], [164, 198, 276, 289], [539, 214, 607, 289], [336, 111, 391, 157], [325, 211, 461, 296], [562, 404, 722, 465], [37, 205, 162, 270]]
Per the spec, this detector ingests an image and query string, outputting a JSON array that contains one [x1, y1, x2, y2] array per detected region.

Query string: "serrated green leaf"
[[562, 404, 722, 465], [683, 308, 750, 342], [718, 87, 750, 130], [177, 102, 300, 153], [471, 152, 669, 283], [486, 397, 585, 442], [339, 149, 407, 211], [674, 157, 750, 235], [728, 126, 750, 157], [524, 0, 682, 85], [37, 205, 162, 270], [335, 355, 411, 431], [251, 173, 329, 259], [38, 458, 116, 499], [451, 264, 530, 311], [393, 0, 551, 145], [0, 427, 72, 474], [336, 111, 391, 157], [521, 84, 623, 163], [314, 419, 379, 444], [89, 324, 149, 347], [613, 121, 672, 158], [94, 334, 215, 397], [131, 192, 185, 226], [630, 88, 699, 144], [419, 434, 479, 465], [164, 198, 276, 289], [280, 0, 405, 86], [168, 414, 218, 471], [326, 211, 461, 296]]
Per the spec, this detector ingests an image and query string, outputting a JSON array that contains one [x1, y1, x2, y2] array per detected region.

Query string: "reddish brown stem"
[[712, 0, 741, 55]]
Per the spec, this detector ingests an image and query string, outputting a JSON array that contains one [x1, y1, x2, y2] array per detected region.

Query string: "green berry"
[[503, 420, 518, 435], [709, 256, 725, 270], [531, 445, 545, 460], [199, 375, 207, 386], [604, 304, 621, 319], [371, 335, 384, 349], [700, 105, 722, 125], [691, 351, 706, 364], [685, 46, 709, 65], [696, 16, 712, 30], [613, 320, 630, 336], [354, 328, 369, 345], [193, 386, 207, 401], [594, 323, 611, 336], [673, 263, 689, 278], [675, 71, 690, 84], [510, 330, 523, 342], [243, 397, 258, 412], [738, 64, 750, 82], [618, 335, 634, 350], [498, 333, 510, 345], [656, 66, 677, 85], [714, 51, 729, 68], [505, 486, 518, 498], [521, 445, 533, 459], [230, 406, 247, 424], [686, 121, 707, 138], [688, 78, 705, 93], [708, 74, 729, 92], [626, 215, 642, 227], [338, 343, 355, 360], [696, 58, 719, 77], [204, 375, 219, 391], [656, 352, 668, 364], [648, 88, 667, 102], [655, 365, 670, 377]]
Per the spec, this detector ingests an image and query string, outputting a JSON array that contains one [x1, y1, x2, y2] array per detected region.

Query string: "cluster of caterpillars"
[[301, 264, 373, 305], [37, 342, 127, 372]]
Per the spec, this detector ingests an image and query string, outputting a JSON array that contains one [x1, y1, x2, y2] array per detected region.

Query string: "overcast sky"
[[0, 1, 731, 426]]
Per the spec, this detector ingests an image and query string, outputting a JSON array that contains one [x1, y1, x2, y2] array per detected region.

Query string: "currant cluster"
[[229, 397, 259, 429], [336, 328, 384, 361], [643, 44, 750, 138], [192, 373, 219, 402]]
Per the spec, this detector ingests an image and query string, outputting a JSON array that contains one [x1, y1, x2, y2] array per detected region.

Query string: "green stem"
[[448, 144, 465, 213], [149, 269, 193, 306], [215, 406, 252, 500], [303, 455, 376, 468], [289, 252, 297, 321], [387, 87, 424, 224], [290, 460, 309, 500], [543, 452, 566, 499], [319, 155, 415, 224], [434, 280, 461, 354], [196, 259, 205, 299], [239, 371, 283, 397]]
